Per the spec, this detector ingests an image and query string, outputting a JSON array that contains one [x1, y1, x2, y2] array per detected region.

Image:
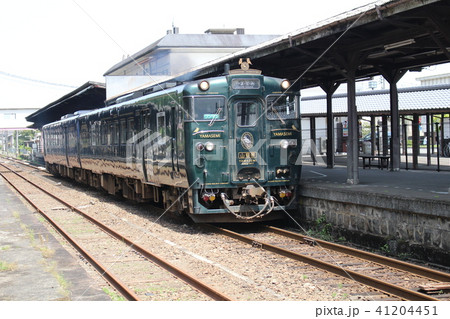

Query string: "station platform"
[[0, 177, 110, 301], [300, 161, 450, 203]]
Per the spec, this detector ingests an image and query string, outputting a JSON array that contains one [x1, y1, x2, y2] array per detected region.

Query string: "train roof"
[[43, 72, 293, 129], [43, 84, 186, 128]]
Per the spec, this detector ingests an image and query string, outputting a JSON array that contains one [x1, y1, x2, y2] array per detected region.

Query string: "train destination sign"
[[231, 79, 260, 90]]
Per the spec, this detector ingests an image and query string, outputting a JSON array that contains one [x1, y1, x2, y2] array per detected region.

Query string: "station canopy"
[[26, 82, 105, 129], [161, 0, 450, 92], [26, 0, 450, 129]]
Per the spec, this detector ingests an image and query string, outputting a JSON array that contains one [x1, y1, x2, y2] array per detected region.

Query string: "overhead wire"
[[71, 0, 198, 124], [0, 70, 77, 89]]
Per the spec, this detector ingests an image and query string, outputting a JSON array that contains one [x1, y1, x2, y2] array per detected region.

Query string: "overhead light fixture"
[[384, 39, 415, 50]]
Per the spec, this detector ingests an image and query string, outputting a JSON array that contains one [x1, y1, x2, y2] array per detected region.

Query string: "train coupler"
[[220, 190, 275, 220]]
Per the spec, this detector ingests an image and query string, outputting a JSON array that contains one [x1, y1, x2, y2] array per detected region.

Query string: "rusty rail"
[[0, 163, 231, 301], [205, 224, 439, 301], [0, 169, 139, 301], [265, 225, 450, 283]]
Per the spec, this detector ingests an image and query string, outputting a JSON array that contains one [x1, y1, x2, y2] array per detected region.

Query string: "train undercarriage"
[[45, 163, 294, 223]]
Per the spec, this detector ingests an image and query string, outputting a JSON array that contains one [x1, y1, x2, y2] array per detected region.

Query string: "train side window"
[[112, 121, 119, 145], [143, 113, 151, 129], [120, 119, 127, 144], [127, 118, 135, 141], [108, 122, 114, 145], [68, 124, 77, 149], [101, 122, 108, 145], [91, 121, 98, 146], [81, 123, 89, 149], [157, 112, 165, 137], [266, 94, 298, 120]]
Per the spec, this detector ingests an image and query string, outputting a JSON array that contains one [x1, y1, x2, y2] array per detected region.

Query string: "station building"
[[0, 106, 39, 156], [103, 27, 278, 99], [27, 28, 279, 127]]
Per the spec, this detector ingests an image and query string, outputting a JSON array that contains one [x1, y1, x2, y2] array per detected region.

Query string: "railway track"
[[0, 162, 231, 301], [3, 157, 449, 301], [205, 224, 450, 301]]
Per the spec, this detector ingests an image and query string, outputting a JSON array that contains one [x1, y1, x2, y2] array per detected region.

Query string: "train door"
[[76, 119, 82, 167], [119, 118, 127, 158], [232, 98, 267, 183], [63, 124, 70, 167], [171, 106, 179, 176], [127, 117, 136, 162], [141, 110, 151, 183]]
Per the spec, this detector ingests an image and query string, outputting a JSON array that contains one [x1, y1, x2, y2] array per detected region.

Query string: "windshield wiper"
[[270, 103, 286, 125], [208, 107, 222, 126]]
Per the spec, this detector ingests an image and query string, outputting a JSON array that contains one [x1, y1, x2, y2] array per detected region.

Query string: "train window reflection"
[[266, 95, 297, 120]]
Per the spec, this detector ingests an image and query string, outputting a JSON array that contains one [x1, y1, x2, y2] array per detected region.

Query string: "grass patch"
[[44, 260, 71, 299], [0, 260, 17, 272], [14, 220, 68, 297], [102, 287, 126, 301], [306, 214, 334, 242]]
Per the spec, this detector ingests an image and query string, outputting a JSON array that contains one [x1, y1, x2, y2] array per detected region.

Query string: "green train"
[[43, 63, 302, 222]]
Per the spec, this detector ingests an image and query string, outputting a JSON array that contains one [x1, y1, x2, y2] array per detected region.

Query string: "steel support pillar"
[[310, 117, 316, 164], [431, 115, 435, 154], [379, 68, 406, 171], [320, 81, 340, 168], [412, 114, 420, 169], [382, 116, 388, 156], [426, 113, 431, 166], [334, 51, 365, 184], [370, 115, 376, 155], [347, 73, 359, 184], [389, 82, 401, 170]]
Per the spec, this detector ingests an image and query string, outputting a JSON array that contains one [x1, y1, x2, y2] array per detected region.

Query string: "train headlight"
[[281, 80, 290, 90], [196, 142, 205, 151], [205, 141, 215, 151], [198, 80, 210, 91], [280, 139, 289, 149]]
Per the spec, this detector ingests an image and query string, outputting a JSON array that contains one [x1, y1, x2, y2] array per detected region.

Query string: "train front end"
[[184, 67, 301, 223]]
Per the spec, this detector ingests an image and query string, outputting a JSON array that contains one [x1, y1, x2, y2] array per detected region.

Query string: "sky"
[[0, 0, 448, 110]]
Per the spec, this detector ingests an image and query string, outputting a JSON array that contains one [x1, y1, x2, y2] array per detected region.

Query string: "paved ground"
[[300, 155, 450, 203], [0, 177, 110, 301]]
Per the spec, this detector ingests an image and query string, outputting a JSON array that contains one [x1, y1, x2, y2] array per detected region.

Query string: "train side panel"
[[43, 71, 301, 222]]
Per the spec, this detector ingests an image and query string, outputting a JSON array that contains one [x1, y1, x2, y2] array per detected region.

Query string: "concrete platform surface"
[[300, 163, 450, 204], [0, 177, 110, 301]]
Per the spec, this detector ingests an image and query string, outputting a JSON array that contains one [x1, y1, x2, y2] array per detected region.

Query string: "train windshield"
[[266, 94, 298, 120], [186, 97, 226, 121], [236, 101, 259, 127]]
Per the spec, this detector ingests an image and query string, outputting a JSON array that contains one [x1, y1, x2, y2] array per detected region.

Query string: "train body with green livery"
[[43, 65, 302, 222]]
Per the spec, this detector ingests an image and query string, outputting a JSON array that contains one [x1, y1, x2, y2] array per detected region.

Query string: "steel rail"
[[0, 163, 231, 301], [205, 224, 439, 301], [0, 170, 140, 301], [265, 225, 450, 283]]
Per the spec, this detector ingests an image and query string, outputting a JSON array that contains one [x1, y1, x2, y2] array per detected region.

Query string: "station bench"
[[360, 154, 390, 170]]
